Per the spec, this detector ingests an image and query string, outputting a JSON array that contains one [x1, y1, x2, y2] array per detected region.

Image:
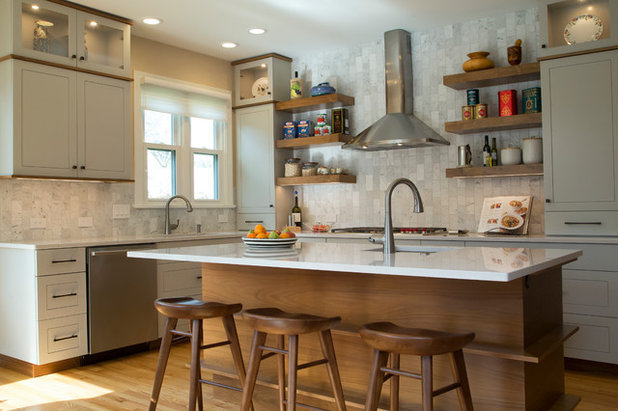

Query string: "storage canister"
[[466, 89, 479, 106], [301, 162, 318, 176], [522, 87, 541, 114], [462, 105, 474, 120], [475, 103, 488, 119], [284, 158, 302, 177], [499, 90, 517, 116], [522, 137, 543, 164]]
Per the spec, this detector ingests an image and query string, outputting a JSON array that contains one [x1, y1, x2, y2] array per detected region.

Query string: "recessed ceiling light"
[[221, 42, 238, 49], [89, 21, 98, 27], [248, 28, 266, 35], [31, 4, 39, 9], [142, 17, 161, 25]]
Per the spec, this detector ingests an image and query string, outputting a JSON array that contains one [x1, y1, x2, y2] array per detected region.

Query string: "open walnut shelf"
[[275, 93, 354, 113], [446, 163, 543, 179], [275, 133, 352, 149], [276, 174, 356, 186], [443, 62, 540, 90], [445, 112, 542, 134]]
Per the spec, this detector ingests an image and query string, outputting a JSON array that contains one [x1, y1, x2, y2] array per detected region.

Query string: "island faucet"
[[164, 195, 193, 234], [382, 178, 424, 254]]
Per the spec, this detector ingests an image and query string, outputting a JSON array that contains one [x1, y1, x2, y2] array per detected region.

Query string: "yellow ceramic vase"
[[462, 51, 495, 72]]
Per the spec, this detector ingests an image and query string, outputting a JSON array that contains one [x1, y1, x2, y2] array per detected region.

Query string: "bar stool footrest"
[[381, 366, 422, 380], [297, 358, 328, 371], [433, 382, 462, 397], [199, 378, 243, 392], [200, 340, 231, 350]]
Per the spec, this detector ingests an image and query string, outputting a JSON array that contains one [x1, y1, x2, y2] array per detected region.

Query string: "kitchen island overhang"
[[129, 242, 582, 410]]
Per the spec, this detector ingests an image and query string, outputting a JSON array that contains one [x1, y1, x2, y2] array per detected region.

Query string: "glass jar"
[[301, 162, 318, 176], [284, 158, 301, 177], [317, 166, 329, 175]]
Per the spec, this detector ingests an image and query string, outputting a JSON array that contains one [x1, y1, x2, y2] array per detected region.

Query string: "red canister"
[[499, 90, 517, 116]]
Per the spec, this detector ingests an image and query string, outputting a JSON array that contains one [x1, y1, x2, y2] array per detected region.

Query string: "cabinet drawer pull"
[[51, 259, 77, 264], [52, 292, 78, 299], [196, 276, 202, 280], [564, 221, 602, 225], [244, 220, 263, 224], [53, 333, 78, 342]]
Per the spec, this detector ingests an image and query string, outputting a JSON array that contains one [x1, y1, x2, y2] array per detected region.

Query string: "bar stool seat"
[[241, 307, 347, 411], [149, 297, 249, 411], [360, 322, 475, 411]]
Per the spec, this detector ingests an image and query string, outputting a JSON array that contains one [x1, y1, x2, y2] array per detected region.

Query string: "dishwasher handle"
[[90, 244, 156, 257], [90, 249, 131, 257]]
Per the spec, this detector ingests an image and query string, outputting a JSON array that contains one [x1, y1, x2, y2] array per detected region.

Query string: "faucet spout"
[[164, 195, 193, 234], [383, 178, 423, 254]]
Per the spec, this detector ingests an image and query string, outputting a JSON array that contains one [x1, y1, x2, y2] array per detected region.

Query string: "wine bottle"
[[491, 137, 498, 167], [292, 190, 302, 231], [483, 135, 491, 167]]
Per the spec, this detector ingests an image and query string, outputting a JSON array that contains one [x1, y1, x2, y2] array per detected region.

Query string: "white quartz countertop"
[[0, 232, 243, 250], [127, 241, 582, 282]]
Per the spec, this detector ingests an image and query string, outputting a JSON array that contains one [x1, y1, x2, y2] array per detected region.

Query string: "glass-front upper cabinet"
[[539, 0, 618, 58], [232, 55, 292, 108], [8, 0, 131, 77]]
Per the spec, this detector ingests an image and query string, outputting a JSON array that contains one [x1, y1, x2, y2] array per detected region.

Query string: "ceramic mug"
[[522, 137, 543, 164], [501, 147, 521, 165]]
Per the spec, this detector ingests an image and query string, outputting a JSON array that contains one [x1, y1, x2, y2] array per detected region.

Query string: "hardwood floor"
[[0, 342, 616, 410]]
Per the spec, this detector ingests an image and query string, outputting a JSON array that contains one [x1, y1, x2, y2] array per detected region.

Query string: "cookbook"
[[477, 196, 532, 235]]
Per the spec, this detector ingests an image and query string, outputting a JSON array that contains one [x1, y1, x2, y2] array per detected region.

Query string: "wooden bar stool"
[[149, 297, 249, 411], [240, 307, 347, 411], [360, 322, 474, 411]]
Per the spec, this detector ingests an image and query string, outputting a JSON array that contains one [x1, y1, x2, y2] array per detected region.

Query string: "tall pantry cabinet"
[[233, 54, 294, 230]]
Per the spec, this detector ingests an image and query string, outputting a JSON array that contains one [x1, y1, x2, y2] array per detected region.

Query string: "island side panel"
[[200, 263, 539, 410]]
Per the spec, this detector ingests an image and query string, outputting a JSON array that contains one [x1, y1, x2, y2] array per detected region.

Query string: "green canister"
[[522, 87, 541, 114]]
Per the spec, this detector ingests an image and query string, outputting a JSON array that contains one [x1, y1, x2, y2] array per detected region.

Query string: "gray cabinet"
[[541, 50, 618, 235]]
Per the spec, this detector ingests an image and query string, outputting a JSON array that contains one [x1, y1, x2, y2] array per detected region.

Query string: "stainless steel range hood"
[[343, 29, 450, 151]]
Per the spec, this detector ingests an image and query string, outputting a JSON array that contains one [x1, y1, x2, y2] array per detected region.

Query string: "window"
[[133, 72, 233, 208]]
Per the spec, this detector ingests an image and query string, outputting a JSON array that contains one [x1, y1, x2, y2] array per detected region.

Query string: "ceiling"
[[80, 0, 537, 62]]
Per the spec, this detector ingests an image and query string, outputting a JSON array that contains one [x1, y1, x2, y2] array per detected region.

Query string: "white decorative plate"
[[243, 248, 299, 259], [251, 77, 269, 97], [564, 14, 603, 45], [242, 237, 297, 249]]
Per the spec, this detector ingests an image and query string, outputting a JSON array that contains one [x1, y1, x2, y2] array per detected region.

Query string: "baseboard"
[[0, 353, 80, 377], [565, 357, 618, 375]]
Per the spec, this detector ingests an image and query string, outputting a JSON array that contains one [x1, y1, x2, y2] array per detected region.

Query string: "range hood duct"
[[343, 29, 450, 151]]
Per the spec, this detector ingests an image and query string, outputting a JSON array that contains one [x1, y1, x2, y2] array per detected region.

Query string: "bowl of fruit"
[[242, 224, 297, 249]]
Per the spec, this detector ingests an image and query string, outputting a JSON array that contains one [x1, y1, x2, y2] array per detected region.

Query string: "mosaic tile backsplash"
[[0, 7, 544, 242], [291, 7, 544, 234]]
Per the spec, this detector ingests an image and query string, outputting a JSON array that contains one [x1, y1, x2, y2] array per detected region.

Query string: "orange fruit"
[[254, 224, 266, 234], [280, 232, 290, 238], [256, 232, 268, 239], [246, 232, 257, 238]]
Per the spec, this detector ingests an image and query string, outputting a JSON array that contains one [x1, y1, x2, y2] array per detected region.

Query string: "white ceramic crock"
[[522, 137, 543, 164]]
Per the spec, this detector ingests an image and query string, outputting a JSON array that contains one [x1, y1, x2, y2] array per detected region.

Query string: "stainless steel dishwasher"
[[87, 243, 158, 354]]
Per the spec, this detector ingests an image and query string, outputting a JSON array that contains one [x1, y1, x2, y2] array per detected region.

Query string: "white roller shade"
[[141, 82, 230, 121]]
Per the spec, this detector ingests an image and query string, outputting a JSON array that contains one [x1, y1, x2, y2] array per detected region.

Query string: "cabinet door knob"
[[545, 199, 551, 203], [71, 54, 77, 59], [541, 44, 547, 49], [72, 165, 78, 169], [80, 165, 86, 170], [270, 204, 274, 207], [79, 56, 85, 61]]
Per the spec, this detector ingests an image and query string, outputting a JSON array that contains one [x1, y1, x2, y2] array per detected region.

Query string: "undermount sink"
[[365, 245, 455, 254]]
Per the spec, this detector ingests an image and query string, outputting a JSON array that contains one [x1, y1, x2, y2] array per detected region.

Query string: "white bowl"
[[500, 147, 521, 165]]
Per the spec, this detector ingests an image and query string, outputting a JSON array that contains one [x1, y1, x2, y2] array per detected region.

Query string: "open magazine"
[[477, 196, 532, 235]]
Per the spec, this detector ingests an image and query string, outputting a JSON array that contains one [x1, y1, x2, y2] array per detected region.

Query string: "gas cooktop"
[[330, 227, 448, 234]]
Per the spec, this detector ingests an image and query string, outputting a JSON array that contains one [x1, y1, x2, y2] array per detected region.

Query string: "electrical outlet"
[[218, 214, 228, 223], [113, 204, 130, 219], [30, 217, 46, 229], [78, 216, 93, 228]]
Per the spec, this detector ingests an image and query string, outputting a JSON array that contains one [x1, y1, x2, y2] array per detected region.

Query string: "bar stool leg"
[[421, 356, 433, 411], [390, 353, 400, 411], [318, 329, 347, 411], [287, 334, 299, 411], [241, 330, 267, 411], [149, 317, 178, 411], [189, 319, 203, 411], [278, 335, 286, 411], [221, 314, 252, 410], [450, 349, 474, 411], [196, 321, 204, 411], [365, 349, 389, 411]]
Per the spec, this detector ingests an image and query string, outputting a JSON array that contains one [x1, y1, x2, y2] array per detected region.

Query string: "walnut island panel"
[[128, 242, 582, 410]]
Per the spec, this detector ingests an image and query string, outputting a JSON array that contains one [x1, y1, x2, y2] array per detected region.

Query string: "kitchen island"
[[129, 241, 582, 410]]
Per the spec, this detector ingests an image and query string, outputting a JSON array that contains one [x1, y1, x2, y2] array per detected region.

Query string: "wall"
[[0, 36, 235, 242], [291, 8, 545, 234]]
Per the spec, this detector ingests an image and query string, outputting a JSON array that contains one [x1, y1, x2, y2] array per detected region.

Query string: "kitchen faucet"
[[164, 195, 193, 234], [381, 178, 424, 254]]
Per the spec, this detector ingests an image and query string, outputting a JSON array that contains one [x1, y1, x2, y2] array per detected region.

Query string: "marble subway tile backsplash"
[[292, 7, 544, 233]]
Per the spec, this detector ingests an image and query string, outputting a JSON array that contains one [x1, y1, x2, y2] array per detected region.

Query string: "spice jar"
[[301, 162, 318, 176], [317, 166, 330, 175], [284, 158, 301, 177]]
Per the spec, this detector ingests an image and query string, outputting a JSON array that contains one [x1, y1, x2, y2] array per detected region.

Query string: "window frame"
[[133, 71, 234, 209]]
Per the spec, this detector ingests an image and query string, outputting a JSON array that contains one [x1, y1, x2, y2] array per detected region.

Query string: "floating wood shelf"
[[445, 163, 544, 179], [443, 62, 540, 90], [276, 174, 356, 186], [445, 112, 542, 135], [275, 134, 352, 149], [275, 93, 354, 113]]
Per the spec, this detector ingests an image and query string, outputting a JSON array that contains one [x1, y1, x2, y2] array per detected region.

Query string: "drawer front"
[[37, 272, 87, 321], [36, 248, 85, 276], [158, 262, 202, 295], [38, 314, 88, 364], [545, 211, 618, 236], [237, 213, 275, 231], [563, 270, 618, 317], [564, 313, 618, 364]]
